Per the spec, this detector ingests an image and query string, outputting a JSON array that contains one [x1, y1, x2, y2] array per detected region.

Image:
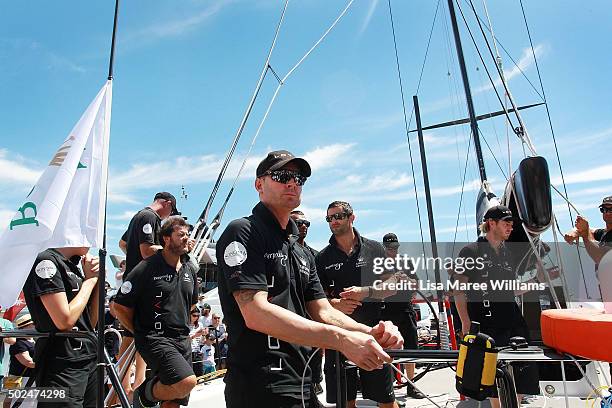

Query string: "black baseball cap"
[[483, 205, 515, 221], [154, 192, 180, 215], [599, 195, 612, 208], [383, 233, 400, 249], [256, 150, 312, 178]]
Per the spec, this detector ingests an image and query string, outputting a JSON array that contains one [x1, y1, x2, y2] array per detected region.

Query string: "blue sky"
[[1, 0, 611, 257]]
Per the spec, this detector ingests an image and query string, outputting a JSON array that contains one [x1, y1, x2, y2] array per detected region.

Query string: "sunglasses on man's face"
[[601, 207, 612, 214], [294, 219, 310, 228], [265, 169, 307, 186], [325, 212, 350, 223]]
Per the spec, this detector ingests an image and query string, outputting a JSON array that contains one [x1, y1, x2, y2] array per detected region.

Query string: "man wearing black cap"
[[453, 205, 541, 408], [217, 150, 402, 408], [564, 195, 612, 265], [119, 192, 180, 277], [381, 233, 425, 399]]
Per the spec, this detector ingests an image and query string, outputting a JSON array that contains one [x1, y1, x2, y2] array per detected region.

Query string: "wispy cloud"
[[124, 2, 227, 45], [108, 211, 138, 221], [417, 43, 546, 118], [359, 0, 380, 35], [474, 44, 546, 94], [109, 143, 348, 196], [0, 149, 41, 186], [552, 164, 612, 186], [304, 143, 356, 171], [0, 39, 85, 74]]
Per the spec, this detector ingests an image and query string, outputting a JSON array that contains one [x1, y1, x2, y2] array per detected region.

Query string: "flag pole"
[[98, 0, 120, 407]]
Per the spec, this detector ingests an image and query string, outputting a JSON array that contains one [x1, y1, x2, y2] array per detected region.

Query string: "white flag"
[[0, 80, 112, 308]]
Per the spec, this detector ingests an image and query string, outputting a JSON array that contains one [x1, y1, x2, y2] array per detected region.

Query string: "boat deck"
[[188, 363, 610, 407]]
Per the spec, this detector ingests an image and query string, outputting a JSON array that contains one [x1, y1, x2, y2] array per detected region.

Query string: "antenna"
[[181, 185, 188, 200]]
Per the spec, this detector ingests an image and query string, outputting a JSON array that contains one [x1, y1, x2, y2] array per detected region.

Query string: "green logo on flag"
[[9, 202, 39, 230]]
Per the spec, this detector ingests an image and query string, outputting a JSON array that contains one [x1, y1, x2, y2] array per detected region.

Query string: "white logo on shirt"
[[325, 263, 343, 271], [142, 223, 153, 234], [120, 281, 132, 294], [264, 252, 287, 266], [224, 241, 248, 267], [35, 260, 57, 279]]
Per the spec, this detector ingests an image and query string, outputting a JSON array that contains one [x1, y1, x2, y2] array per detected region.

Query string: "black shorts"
[[225, 383, 319, 408], [324, 350, 395, 404], [481, 325, 540, 397], [36, 356, 97, 408], [136, 335, 194, 405], [393, 312, 419, 350]]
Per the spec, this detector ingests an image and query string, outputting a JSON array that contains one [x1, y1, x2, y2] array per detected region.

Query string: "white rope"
[[224, 0, 356, 193], [190, 0, 290, 238], [301, 347, 321, 408], [389, 363, 443, 408]]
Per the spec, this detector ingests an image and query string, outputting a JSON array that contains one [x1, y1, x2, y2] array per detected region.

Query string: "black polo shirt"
[[113, 251, 199, 340], [381, 255, 416, 315], [594, 228, 612, 247], [458, 237, 522, 328], [315, 229, 385, 326], [9, 339, 35, 377], [216, 202, 326, 397], [23, 249, 96, 362], [121, 207, 162, 277], [303, 243, 318, 260]]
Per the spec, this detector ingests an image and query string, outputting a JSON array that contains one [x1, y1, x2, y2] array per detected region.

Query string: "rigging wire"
[[452, 0, 524, 148], [191, 0, 290, 238], [478, 128, 508, 181], [471, 13, 544, 101], [442, 1, 472, 241], [451, 133, 473, 252], [480, 0, 513, 177], [406, 0, 442, 131], [464, 0, 538, 155], [386, 0, 434, 279], [517, 0, 573, 223], [198, 0, 357, 251], [517, 0, 591, 297]]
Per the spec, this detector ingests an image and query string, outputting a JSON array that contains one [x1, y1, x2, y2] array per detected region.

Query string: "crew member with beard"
[[114, 216, 199, 408], [316, 201, 400, 408], [454, 205, 544, 408], [217, 150, 403, 408]]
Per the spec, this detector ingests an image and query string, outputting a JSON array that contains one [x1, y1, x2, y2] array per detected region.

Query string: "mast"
[[446, 0, 487, 183], [98, 1, 121, 407], [414, 95, 451, 350]]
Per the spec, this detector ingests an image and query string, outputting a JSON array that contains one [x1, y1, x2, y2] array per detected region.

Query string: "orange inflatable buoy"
[[541, 308, 612, 362]]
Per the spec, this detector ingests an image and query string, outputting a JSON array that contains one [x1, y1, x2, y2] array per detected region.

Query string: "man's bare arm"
[[235, 289, 344, 349], [112, 302, 135, 334], [306, 298, 371, 333], [40, 278, 99, 331], [452, 275, 471, 336], [233, 289, 392, 370], [139, 243, 162, 259], [583, 236, 610, 264], [119, 239, 127, 255]]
